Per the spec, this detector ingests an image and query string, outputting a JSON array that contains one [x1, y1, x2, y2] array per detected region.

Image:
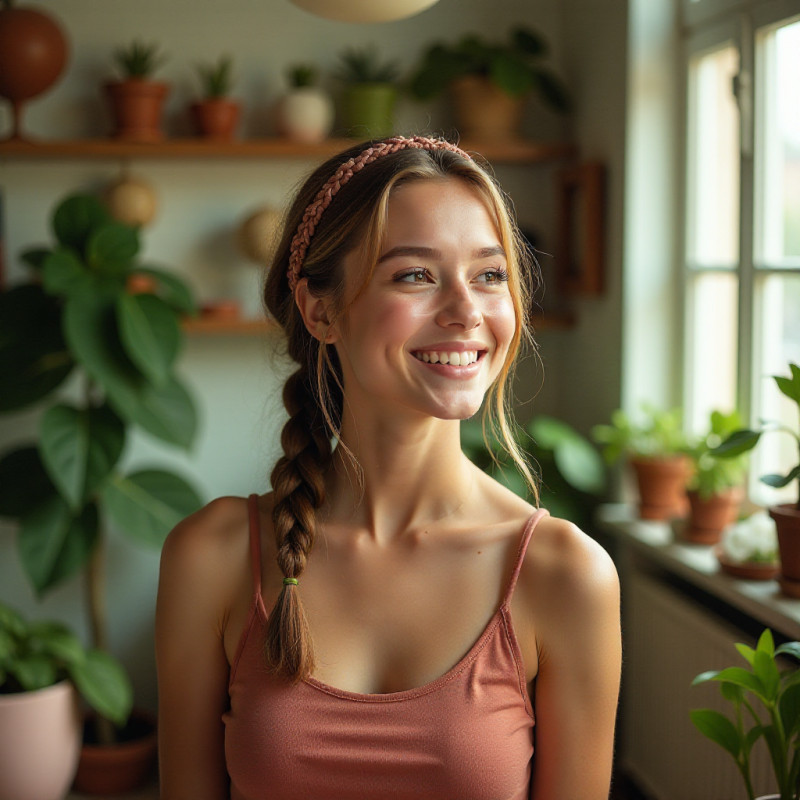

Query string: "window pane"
[[752, 273, 800, 504], [686, 271, 739, 432], [756, 18, 800, 266], [687, 44, 740, 267]]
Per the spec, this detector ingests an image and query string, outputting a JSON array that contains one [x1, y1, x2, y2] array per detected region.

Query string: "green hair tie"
[[283, 577, 298, 586]]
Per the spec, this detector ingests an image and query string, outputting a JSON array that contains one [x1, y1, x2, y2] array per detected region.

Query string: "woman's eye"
[[396, 268, 430, 283], [478, 268, 509, 284]]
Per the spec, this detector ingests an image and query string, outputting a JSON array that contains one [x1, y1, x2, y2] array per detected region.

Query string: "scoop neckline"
[[299, 603, 510, 703]]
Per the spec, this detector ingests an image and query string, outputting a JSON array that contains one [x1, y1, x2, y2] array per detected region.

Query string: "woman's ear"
[[294, 279, 338, 343]]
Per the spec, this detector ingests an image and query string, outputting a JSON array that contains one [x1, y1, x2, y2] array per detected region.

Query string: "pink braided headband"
[[286, 136, 473, 291]]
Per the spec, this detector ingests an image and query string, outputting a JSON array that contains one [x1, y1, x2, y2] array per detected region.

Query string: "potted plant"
[[409, 26, 571, 141], [276, 63, 334, 144], [461, 414, 607, 529], [105, 39, 169, 142], [334, 45, 401, 139], [683, 409, 749, 544], [592, 404, 690, 521], [0, 602, 131, 800], [0, 192, 203, 794], [712, 363, 800, 593], [191, 54, 240, 140], [691, 628, 800, 799], [717, 511, 780, 580]]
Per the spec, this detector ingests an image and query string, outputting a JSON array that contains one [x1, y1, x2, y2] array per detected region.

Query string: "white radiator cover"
[[622, 571, 779, 799]]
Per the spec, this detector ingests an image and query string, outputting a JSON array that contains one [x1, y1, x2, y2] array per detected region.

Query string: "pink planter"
[[0, 680, 81, 800]]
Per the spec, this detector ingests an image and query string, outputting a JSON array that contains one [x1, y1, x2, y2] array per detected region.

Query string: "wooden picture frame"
[[555, 161, 605, 296]]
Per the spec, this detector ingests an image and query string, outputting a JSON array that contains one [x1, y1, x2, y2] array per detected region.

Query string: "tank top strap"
[[246, 493, 263, 597], [501, 508, 550, 606]]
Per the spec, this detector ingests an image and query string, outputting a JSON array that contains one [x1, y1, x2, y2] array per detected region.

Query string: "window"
[[683, 4, 800, 504]]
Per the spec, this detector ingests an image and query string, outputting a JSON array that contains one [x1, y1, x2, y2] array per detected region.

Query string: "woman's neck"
[[324, 415, 477, 543]]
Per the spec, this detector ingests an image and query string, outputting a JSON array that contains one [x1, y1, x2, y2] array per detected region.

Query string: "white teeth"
[[415, 350, 479, 366]]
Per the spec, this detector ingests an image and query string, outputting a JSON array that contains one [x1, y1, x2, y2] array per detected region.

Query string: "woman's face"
[[332, 177, 517, 424]]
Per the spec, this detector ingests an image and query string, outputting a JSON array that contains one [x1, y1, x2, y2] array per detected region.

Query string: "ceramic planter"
[[340, 84, 396, 139], [684, 487, 741, 544], [449, 75, 524, 141], [72, 710, 157, 795], [0, 679, 82, 800], [105, 79, 169, 142], [190, 98, 240, 140], [771, 503, 800, 584], [630, 455, 690, 521], [277, 87, 334, 144]]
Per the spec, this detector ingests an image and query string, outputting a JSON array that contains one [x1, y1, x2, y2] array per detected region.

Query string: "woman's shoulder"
[[159, 495, 266, 603]]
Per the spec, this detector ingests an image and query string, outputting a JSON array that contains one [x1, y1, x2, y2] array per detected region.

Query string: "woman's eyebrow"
[[377, 244, 506, 263]]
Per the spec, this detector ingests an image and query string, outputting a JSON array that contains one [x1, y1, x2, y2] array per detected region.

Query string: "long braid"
[[265, 365, 333, 681]]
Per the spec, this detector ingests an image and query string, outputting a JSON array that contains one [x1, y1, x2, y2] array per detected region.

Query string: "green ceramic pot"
[[340, 83, 397, 139]]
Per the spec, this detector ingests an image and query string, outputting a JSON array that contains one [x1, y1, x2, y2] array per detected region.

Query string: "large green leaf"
[[712, 429, 762, 458], [553, 436, 606, 494], [52, 194, 112, 255], [0, 284, 73, 412], [690, 708, 742, 759], [39, 403, 125, 510], [69, 649, 133, 727], [133, 266, 196, 315], [18, 497, 99, 596], [13, 653, 58, 691], [780, 682, 800, 739], [87, 223, 139, 274], [116, 293, 181, 386], [28, 621, 85, 666], [102, 469, 203, 547], [490, 51, 533, 97], [63, 294, 197, 448], [0, 446, 56, 517], [41, 248, 95, 298], [762, 465, 800, 489], [775, 365, 800, 405], [19, 247, 50, 273]]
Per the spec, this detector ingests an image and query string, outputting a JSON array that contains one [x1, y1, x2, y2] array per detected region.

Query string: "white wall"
[[0, 0, 628, 713]]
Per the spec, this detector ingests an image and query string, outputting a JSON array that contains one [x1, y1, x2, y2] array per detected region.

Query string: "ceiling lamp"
[[289, 0, 440, 22]]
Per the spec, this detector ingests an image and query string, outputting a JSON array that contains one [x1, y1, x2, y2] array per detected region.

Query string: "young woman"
[[156, 136, 621, 800]]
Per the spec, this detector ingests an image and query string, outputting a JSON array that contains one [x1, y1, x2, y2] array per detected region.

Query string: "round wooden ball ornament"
[[237, 206, 282, 264], [105, 177, 158, 227]]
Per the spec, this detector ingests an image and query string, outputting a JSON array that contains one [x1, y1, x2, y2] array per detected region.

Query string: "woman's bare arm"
[[520, 518, 622, 800], [156, 499, 247, 800]]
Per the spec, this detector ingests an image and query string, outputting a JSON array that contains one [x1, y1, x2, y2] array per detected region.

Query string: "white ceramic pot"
[[0, 680, 82, 800], [277, 87, 334, 144]]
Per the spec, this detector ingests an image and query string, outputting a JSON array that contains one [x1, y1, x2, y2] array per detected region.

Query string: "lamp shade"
[[289, 0, 439, 22]]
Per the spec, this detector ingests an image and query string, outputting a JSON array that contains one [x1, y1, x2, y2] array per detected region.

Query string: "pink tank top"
[[223, 495, 548, 800]]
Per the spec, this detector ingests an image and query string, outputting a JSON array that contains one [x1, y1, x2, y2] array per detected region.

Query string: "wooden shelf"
[[0, 137, 577, 164], [182, 311, 575, 336]]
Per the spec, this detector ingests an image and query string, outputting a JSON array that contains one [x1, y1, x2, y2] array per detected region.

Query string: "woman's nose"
[[435, 282, 482, 330]]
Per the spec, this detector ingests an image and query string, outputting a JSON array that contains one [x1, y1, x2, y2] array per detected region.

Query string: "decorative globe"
[[105, 177, 158, 227]]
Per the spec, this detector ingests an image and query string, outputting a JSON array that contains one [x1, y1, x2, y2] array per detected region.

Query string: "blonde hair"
[[263, 138, 539, 682]]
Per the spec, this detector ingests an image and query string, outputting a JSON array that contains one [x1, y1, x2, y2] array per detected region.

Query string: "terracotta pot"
[[630, 455, 690, 521], [771, 503, 800, 583], [0, 5, 68, 140], [684, 487, 741, 544], [105, 79, 169, 142], [72, 710, 157, 795], [277, 87, 334, 143], [340, 84, 397, 139], [190, 97, 241, 140], [449, 75, 525, 141], [0, 680, 82, 800]]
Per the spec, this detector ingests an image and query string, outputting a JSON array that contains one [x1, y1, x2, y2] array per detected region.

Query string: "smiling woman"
[[155, 136, 622, 800]]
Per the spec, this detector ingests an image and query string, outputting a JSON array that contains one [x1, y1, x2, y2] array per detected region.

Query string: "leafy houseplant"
[[712, 364, 800, 587], [105, 39, 169, 142], [409, 26, 571, 140], [191, 55, 240, 140], [277, 62, 334, 144], [335, 45, 401, 139], [462, 415, 607, 529], [592, 405, 690, 521], [691, 628, 800, 800], [683, 409, 749, 544], [0, 602, 131, 799], [0, 193, 202, 755]]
